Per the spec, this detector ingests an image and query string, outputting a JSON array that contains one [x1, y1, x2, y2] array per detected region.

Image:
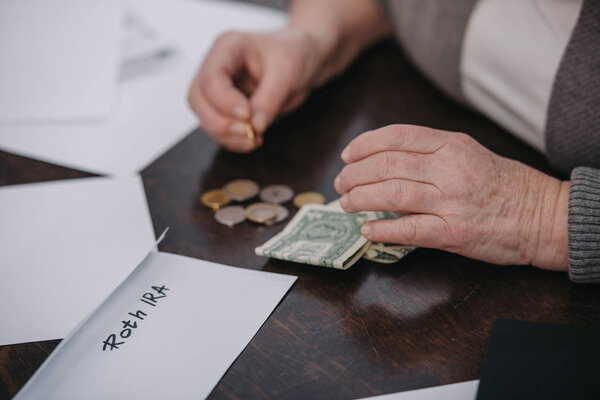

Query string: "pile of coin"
[[201, 179, 326, 227]]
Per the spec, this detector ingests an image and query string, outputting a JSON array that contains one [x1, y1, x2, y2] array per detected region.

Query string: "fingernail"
[[334, 175, 341, 189], [230, 122, 246, 136], [232, 106, 249, 120], [252, 111, 270, 134], [361, 224, 371, 238], [341, 145, 352, 162], [340, 194, 349, 208]]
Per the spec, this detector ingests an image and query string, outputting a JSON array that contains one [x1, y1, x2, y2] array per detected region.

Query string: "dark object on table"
[[476, 319, 600, 400]]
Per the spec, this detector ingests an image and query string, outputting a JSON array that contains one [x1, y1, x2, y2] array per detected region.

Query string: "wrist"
[[524, 171, 570, 271]]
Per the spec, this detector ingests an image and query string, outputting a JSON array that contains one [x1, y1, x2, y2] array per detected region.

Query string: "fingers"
[[197, 32, 252, 119], [361, 214, 449, 248], [188, 83, 255, 153], [335, 151, 437, 194], [340, 179, 441, 214], [250, 62, 299, 134], [280, 90, 309, 115], [341, 125, 449, 163], [201, 68, 251, 120]]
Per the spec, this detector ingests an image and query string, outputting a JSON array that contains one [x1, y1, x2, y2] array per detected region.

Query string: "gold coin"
[[244, 122, 256, 148], [200, 189, 231, 211], [293, 192, 326, 208], [246, 202, 278, 224], [223, 179, 259, 202]]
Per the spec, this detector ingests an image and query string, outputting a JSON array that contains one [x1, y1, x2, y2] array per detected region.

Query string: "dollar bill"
[[364, 243, 416, 263], [255, 204, 376, 269], [256, 200, 416, 269], [326, 200, 415, 264]]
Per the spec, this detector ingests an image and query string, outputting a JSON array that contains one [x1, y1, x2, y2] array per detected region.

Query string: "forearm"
[[289, 0, 391, 84]]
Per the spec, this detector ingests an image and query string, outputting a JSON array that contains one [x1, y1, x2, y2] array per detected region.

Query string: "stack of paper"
[[0, 0, 121, 123], [0, 176, 156, 345], [0, 0, 287, 175]]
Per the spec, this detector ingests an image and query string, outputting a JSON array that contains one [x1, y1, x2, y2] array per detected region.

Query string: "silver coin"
[[223, 179, 260, 202], [259, 184, 294, 204], [214, 206, 246, 227], [265, 204, 290, 225], [246, 202, 277, 223]]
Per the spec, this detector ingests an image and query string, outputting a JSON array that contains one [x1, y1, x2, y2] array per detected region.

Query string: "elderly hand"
[[334, 125, 570, 271], [187, 28, 330, 153]]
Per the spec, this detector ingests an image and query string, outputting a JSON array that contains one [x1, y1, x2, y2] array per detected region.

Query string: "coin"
[[265, 204, 289, 225], [259, 184, 294, 204], [201, 189, 231, 211], [293, 191, 326, 208], [244, 122, 256, 148], [223, 179, 259, 202], [246, 202, 277, 223], [215, 206, 246, 227]]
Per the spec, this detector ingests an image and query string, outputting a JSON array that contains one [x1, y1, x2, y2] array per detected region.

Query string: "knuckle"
[[337, 167, 349, 190], [345, 190, 358, 210], [198, 70, 212, 89], [377, 152, 394, 180], [386, 180, 404, 209], [214, 30, 240, 46], [278, 57, 301, 78], [400, 218, 419, 243], [451, 132, 474, 147], [387, 124, 406, 146]]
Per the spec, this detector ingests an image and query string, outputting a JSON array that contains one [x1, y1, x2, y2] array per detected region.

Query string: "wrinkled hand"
[[334, 125, 569, 270], [188, 28, 327, 153]]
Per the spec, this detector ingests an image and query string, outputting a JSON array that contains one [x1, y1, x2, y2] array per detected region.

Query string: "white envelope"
[[0, 0, 121, 123], [357, 380, 479, 400], [0, 176, 156, 346], [14, 251, 296, 400]]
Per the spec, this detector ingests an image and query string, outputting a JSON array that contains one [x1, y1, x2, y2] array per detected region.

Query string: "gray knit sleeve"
[[568, 167, 600, 283]]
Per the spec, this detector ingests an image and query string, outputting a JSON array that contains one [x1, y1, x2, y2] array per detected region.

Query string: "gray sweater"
[[380, 0, 600, 282]]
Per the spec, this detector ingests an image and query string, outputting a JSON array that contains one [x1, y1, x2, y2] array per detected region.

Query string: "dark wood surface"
[[1, 39, 599, 400]]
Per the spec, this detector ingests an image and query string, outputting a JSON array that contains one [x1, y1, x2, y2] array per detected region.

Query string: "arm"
[[335, 125, 574, 273], [289, 0, 391, 86], [188, 0, 391, 153]]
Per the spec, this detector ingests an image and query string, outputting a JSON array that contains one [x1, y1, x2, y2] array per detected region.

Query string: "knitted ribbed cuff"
[[568, 167, 600, 283]]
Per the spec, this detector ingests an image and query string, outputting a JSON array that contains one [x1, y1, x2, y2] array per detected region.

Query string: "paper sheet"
[[358, 380, 479, 400], [0, 0, 287, 175], [14, 252, 296, 400], [0, 0, 121, 123], [0, 176, 156, 346]]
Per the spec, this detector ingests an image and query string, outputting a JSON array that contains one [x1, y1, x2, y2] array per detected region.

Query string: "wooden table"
[[1, 39, 599, 400]]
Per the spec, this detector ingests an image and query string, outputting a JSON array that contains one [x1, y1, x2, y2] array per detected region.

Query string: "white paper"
[[0, 0, 121, 123], [15, 252, 297, 400], [357, 380, 479, 400], [0, 176, 156, 346], [0, 0, 287, 175]]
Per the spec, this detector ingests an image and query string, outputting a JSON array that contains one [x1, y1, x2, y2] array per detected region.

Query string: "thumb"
[[249, 65, 295, 134]]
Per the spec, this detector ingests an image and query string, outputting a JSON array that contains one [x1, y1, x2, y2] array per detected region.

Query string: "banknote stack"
[[255, 199, 415, 268]]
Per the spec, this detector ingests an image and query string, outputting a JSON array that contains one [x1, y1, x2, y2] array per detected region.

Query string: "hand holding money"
[[334, 124, 569, 271]]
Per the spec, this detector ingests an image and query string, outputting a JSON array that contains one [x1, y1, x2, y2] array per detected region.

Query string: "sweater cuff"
[[568, 167, 600, 283]]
